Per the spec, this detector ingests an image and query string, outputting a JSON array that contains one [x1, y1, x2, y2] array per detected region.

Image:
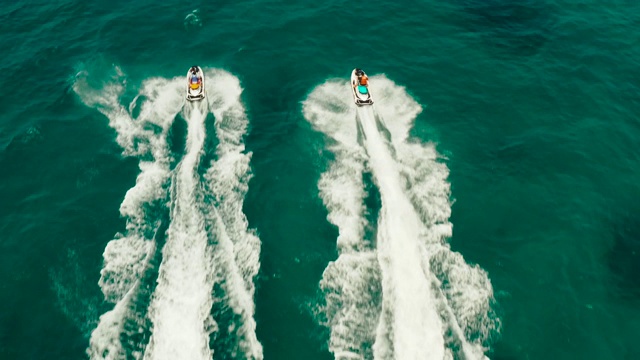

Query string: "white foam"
[[99, 235, 153, 304], [358, 106, 445, 360], [76, 68, 265, 359], [369, 76, 452, 242], [144, 102, 216, 360], [119, 161, 169, 232], [74, 70, 182, 157], [306, 75, 499, 360], [87, 287, 136, 360], [372, 75, 499, 357], [88, 237, 157, 360], [203, 69, 263, 358], [305, 83, 368, 248], [303, 80, 359, 148], [318, 155, 368, 253], [74, 70, 183, 359], [303, 80, 368, 254], [319, 252, 381, 360], [304, 81, 378, 358], [431, 249, 498, 358]]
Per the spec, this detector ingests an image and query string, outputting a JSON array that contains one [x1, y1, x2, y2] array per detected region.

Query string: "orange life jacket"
[[360, 76, 368, 86]]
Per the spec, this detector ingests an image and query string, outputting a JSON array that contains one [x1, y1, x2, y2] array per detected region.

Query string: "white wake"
[[305, 76, 499, 360], [74, 69, 183, 360], [304, 82, 381, 360], [203, 69, 263, 359], [358, 104, 445, 360], [75, 68, 263, 360], [143, 101, 215, 360]]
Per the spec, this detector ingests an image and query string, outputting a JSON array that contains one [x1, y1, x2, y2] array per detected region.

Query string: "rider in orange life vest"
[[360, 74, 368, 86]]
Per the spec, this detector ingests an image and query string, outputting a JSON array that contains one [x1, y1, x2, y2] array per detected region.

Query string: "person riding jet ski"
[[359, 73, 368, 86], [190, 74, 201, 90], [350, 68, 373, 106], [186, 66, 205, 101], [353, 68, 368, 86]]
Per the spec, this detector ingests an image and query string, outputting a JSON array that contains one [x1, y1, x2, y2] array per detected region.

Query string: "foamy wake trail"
[[356, 104, 446, 360], [143, 100, 216, 360], [304, 81, 382, 359], [74, 69, 184, 360], [202, 69, 263, 359], [306, 76, 500, 360], [371, 78, 500, 357]]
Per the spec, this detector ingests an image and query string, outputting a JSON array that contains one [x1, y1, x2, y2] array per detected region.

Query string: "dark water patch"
[[51, 84, 90, 122], [356, 113, 366, 148], [372, 111, 399, 161], [455, 0, 556, 56], [0, 116, 134, 234], [0, 0, 92, 65], [94, 4, 194, 68], [0, 145, 137, 359], [487, 343, 521, 360], [481, 128, 590, 180], [373, 112, 392, 145], [200, 111, 220, 176], [7, 42, 96, 117], [15, 125, 43, 146], [50, 248, 105, 338], [169, 112, 187, 169], [142, 122, 165, 137], [0, 283, 87, 359], [247, 126, 335, 359], [129, 95, 148, 120], [362, 169, 380, 250], [0, 2, 21, 22], [608, 214, 640, 301], [0, 93, 141, 352], [209, 280, 246, 359]]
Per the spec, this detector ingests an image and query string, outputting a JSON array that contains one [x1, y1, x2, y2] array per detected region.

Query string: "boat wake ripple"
[[304, 76, 500, 360], [74, 67, 262, 360]]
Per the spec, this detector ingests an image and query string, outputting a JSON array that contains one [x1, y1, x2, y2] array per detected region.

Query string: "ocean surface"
[[2, 1, 640, 359]]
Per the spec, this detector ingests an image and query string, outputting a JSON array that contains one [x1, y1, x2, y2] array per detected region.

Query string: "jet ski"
[[351, 68, 373, 106], [186, 66, 205, 101]]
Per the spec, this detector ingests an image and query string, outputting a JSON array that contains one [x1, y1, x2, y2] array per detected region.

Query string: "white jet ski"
[[186, 66, 205, 101], [351, 68, 373, 106]]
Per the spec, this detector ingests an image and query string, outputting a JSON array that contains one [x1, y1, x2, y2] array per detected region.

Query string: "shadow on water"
[[455, 0, 556, 56]]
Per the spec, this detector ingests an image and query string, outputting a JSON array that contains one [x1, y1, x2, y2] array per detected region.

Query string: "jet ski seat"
[[358, 85, 368, 94]]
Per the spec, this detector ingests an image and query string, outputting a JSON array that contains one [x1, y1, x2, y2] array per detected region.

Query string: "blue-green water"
[[2, 1, 640, 359]]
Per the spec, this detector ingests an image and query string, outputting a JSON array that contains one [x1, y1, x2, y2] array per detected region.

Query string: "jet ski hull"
[[351, 69, 373, 106], [186, 66, 205, 102]]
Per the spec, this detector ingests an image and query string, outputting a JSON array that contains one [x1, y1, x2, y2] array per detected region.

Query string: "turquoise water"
[[2, 0, 640, 359]]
